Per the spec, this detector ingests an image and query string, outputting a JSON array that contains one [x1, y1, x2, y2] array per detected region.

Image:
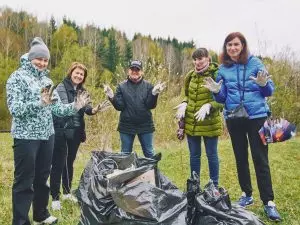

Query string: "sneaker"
[[62, 193, 78, 203], [237, 192, 254, 207], [264, 201, 282, 221], [51, 200, 61, 211], [34, 215, 58, 224]]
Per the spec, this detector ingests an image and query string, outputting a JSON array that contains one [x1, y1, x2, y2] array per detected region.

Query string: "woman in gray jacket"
[[50, 62, 110, 210]]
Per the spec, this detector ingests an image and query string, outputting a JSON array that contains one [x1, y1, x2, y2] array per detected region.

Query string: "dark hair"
[[192, 48, 209, 60], [67, 62, 88, 84], [219, 32, 249, 67]]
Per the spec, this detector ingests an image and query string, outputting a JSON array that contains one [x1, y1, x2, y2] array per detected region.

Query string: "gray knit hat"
[[28, 37, 50, 60]]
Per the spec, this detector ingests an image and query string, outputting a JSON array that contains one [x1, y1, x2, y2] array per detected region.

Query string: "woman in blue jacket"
[[203, 32, 281, 221]]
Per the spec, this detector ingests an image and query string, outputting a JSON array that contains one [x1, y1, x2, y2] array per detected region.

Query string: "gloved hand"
[[194, 103, 211, 121], [74, 90, 90, 111], [177, 118, 185, 140], [152, 81, 167, 95], [202, 77, 223, 93], [173, 102, 187, 119], [41, 85, 57, 106], [104, 84, 114, 98], [92, 100, 111, 114], [250, 70, 271, 87]]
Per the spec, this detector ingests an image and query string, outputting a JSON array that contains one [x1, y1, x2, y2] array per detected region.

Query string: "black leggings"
[[226, 117, 274, 205], [50, 129, 81, 200]]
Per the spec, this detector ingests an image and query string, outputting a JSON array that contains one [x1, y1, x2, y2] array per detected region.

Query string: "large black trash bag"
[[186, 172, 201, 225], [75, 151, 187, 225], [195, 180, 266, 225]]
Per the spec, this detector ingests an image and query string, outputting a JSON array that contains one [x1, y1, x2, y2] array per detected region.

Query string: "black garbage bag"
[[186, 172, 201, 225], [75, 151, 187, 225], [195, 180, 266, 225]]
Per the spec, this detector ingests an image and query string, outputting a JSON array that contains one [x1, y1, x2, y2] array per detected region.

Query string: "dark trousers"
[[226, 117, 274, 205], [12, 135, 54, 225], [50, 129, 81, 200]]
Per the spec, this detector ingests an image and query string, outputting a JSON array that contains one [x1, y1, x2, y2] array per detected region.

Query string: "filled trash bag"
[[258, 118, 296, 145], [186, 173, 266, 225], [75, 151, 187, 225]]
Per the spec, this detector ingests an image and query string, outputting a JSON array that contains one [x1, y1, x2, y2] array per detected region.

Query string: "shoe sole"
[[33, 219, 58, 225], [237, 201, 254, 208], [264, 210, 281, 222], [265, 213, 281, 222], [269, 219, 281, 222]]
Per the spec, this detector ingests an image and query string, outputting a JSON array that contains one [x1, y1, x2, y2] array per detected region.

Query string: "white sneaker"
[[34, 215, 58, 224], [62, 193, 78, 203], [51, 200, 62, 211]]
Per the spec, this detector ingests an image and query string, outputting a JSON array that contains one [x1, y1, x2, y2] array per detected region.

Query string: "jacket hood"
[[20, 53, 49, 78]]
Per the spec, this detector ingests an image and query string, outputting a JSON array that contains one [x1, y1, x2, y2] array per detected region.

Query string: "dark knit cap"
[[28, 37, 50, 60]]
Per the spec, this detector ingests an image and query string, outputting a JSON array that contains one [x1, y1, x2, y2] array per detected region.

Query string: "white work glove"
[[92, 100, 111, 114], [249, 70, 271, 87], [74, 90, 90, 111], [173, 102, 187, 119], [202, 77, 223, 93], [104, 84, 114, 98], [152, 81, 166, 95], [41, 85, 57, 106], [194, 103, 211, 121]]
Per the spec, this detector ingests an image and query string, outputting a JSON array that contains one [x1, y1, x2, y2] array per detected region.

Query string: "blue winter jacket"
[[214, 55, 274, 119], [6, 53, 76, 140]]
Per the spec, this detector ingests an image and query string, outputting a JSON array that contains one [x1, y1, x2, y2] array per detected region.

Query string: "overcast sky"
[[2, 0, 300, 58]]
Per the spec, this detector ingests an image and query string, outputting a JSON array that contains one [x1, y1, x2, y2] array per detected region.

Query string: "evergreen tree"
[[49, 16, 57, 34], [123, 40, 133, 67], [107, 33, 120, 74]]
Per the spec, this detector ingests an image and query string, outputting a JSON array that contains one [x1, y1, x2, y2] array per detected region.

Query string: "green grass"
[[0, 133, 300, 225]]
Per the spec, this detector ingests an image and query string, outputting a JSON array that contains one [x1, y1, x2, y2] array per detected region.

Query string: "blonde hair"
[[67, 62, 88, 83]]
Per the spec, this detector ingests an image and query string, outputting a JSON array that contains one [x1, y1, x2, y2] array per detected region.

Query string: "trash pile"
[[75, 151, 266, 225], [186, 172, 265, 225]]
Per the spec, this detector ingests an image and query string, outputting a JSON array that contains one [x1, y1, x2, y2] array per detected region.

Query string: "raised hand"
[[41, 85, 57, 106], [194, 103, 211, 121], [250, 70, 271, 87], [152, 81, 167, 95], [202, 77, 223, 93], [74, 90, 90, 110], [173, 102, 187, 119], [92, 100, 111, 114], [103, 84, 114, 99]]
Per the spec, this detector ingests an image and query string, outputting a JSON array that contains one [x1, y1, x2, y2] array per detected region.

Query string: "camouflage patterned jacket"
[[6, 53, 76, 140]]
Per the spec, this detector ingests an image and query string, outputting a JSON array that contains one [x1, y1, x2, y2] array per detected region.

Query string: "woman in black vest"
[[50, 62, 110, 210]]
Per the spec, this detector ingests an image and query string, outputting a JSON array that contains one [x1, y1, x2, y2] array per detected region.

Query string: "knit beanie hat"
[[28, 37, 50, 61]]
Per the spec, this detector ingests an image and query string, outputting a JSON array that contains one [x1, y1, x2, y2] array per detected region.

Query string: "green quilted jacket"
[[183, 63, 223, 136]]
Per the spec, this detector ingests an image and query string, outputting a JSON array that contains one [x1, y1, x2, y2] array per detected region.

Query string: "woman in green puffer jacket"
[[175, 48, 223, 187]]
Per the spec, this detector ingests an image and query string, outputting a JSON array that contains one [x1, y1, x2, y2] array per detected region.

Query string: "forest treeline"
[[0, 7, 300, 131]]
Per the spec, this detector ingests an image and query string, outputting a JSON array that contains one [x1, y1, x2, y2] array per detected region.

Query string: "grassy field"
[[0, 132, 299, 225]]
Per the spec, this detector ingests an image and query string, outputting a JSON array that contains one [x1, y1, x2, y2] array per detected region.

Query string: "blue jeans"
[[187, 135, 219, 186], [120, 132, 154, 158]]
